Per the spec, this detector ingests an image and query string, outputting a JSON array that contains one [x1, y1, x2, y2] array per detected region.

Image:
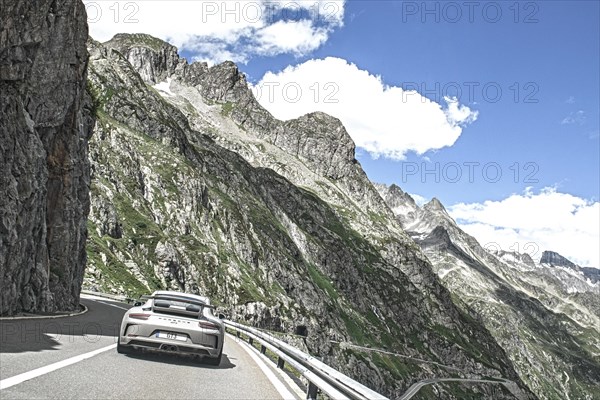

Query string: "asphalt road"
[[0, 297, 291, 399]]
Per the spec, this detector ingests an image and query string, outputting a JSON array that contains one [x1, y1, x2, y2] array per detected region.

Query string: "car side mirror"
[[134, 301, 142, 307], [218, 313, 226, 320]]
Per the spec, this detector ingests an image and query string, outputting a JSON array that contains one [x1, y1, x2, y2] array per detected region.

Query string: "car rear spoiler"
[[145, 294, 216, 309]]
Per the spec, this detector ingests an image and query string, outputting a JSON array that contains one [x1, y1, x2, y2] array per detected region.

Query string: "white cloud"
[[186, 40, 248, 64], [445, 97, 478, 126], [561, 110, 586, 125], [448, 188, 599, 268], [83, 0, 345, 64], [253, 20, 329, 56], [254, 57, 478, 159], [410, 193, 428, 206], [566, 96, 575, 104]]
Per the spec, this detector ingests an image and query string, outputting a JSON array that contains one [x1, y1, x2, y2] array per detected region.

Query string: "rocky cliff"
[[377, 184, 600, 399], [540, 250, 578, 269], [84, 34, 533, 398], [541, 250, 600, 283], [0, 0, 93, 315]]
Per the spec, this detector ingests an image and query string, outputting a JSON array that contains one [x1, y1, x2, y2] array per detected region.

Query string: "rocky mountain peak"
[[388, 183, 405, 194], [423, 197, 448, 214], [540, 250, 578, 269], [107, 33, 174, 52], [104, 33, 249, 102], [198, 61, 250, 103], [540, 250, 599, 283], [104, 33, 184, 84], [120, 37, 361, 182], [374, 183, 419, 226], [91, 36, 367, 187], [496, 251, 537, 269], [389, 184, 417, 206], [275, 111, 357, 179]]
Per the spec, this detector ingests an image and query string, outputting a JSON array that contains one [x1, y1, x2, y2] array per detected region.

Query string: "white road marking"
[[0, 344, 117, 390], [226, 333, 297, 400]]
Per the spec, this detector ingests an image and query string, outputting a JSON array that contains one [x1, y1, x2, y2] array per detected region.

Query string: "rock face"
[[540, 250, 578, 269], [541, 250, 600, 283], [377, 184, 600, 399], [0, 0, 92, 315], [104, 34, 183, 84], [85, 34, 533, 398]]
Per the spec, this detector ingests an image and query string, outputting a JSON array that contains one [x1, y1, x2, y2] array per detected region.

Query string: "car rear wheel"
[[117, 337, 134, 354]]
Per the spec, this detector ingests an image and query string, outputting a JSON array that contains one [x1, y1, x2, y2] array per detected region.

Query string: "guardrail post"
[[277, 356, 285, 369], [306, 382, 318, 400], [248, 337, 253, 346], [260, 345, 266, 355], [236, 331, 241, 339]]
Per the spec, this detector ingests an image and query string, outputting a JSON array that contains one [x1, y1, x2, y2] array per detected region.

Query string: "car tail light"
[[198, 320, 220, 330], [129, 313, 151, 320]]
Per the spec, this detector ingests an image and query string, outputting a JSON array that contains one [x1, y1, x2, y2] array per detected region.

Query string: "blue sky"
[[240, 1, 599, 205], [86, 0, 599, 267]]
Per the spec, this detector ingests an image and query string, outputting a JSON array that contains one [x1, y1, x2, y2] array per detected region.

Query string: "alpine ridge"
[[540, 250, 600, 284], [377, 183, 600, 399]]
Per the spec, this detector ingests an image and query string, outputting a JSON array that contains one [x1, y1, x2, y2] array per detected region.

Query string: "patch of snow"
[[556, 265, 586, 279], [438, 267, 459, 279], [392, 203, 416, 217], [566, 286, 582, 294], [153, 78, 175, 97], [500, 252, 518, 263]]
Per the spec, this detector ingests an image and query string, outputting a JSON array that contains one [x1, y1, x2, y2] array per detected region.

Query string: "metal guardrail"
[[224, 320, 389, 400], [80, 290, 134, 303]]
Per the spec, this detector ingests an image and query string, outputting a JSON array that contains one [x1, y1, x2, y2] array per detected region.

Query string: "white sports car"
[[117, 291, 224, 365]]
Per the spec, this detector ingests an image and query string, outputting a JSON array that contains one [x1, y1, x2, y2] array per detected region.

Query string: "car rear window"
[[152, 295, 205, 318]]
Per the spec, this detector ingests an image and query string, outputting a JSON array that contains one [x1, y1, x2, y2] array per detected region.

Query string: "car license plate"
[[156, 331, 187, 341]]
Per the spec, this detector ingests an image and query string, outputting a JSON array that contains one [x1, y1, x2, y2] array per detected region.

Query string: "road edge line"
[[226, 333, 298, 400]]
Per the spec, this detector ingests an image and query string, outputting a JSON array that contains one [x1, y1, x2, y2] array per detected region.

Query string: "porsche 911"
[[117, 291, 224, 365]]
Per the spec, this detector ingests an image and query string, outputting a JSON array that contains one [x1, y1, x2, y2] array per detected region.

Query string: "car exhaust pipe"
[[161, 344, 178, 352]]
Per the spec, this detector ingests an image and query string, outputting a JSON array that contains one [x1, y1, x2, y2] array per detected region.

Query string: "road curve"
[[399, 377, 524, 400], [0, 297, 291, 399]]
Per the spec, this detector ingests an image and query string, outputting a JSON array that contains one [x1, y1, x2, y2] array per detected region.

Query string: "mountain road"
[[0, 296, 294, 399]]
